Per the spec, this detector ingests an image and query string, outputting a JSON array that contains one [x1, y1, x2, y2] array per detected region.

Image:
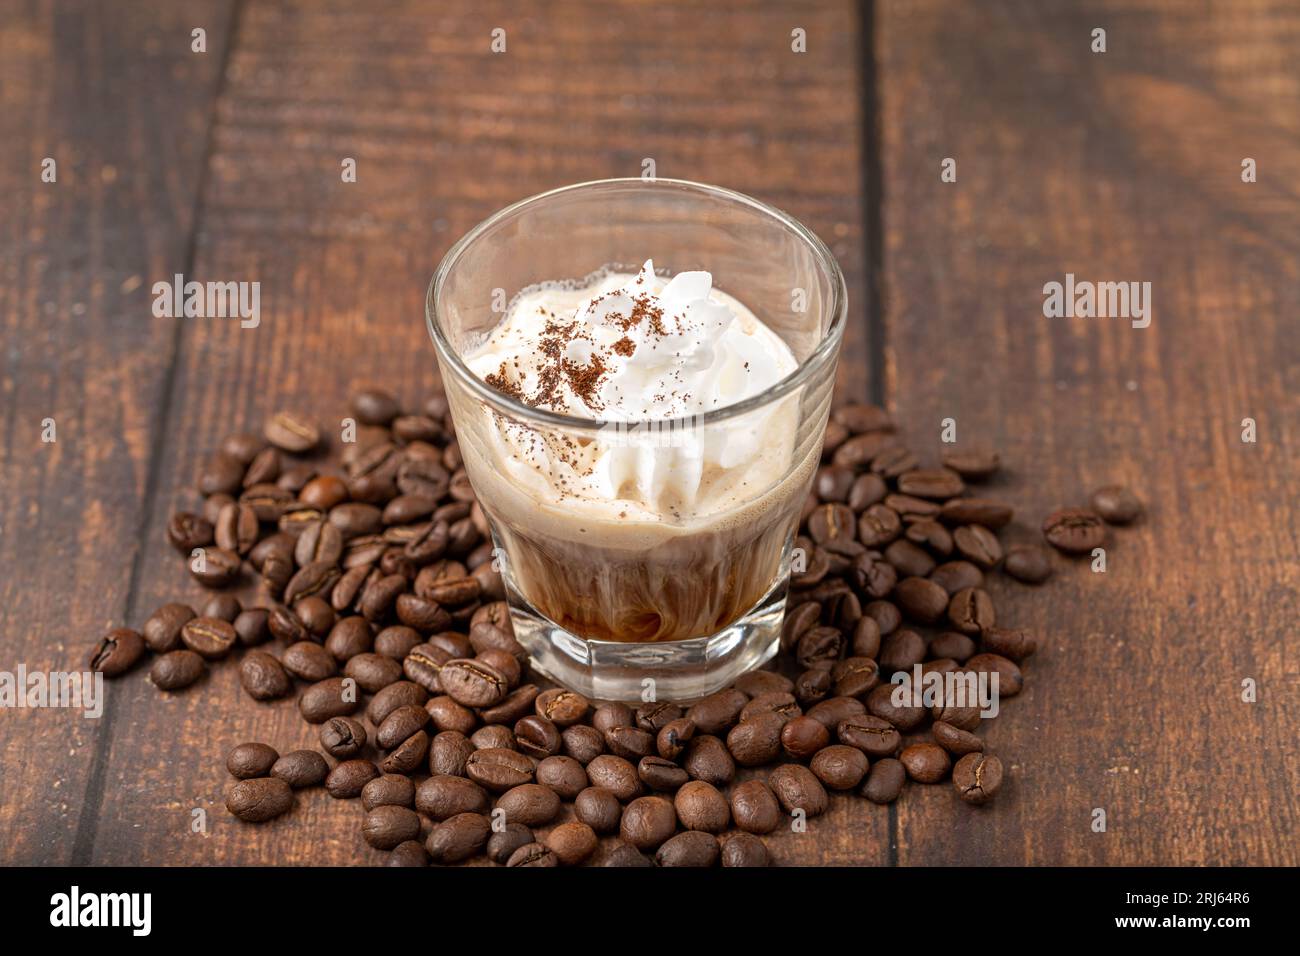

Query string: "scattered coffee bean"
[[271, 750, 329, 789], [1042, 507, 1106, 554], [953, 752, 1003, 804], [1003, 545, 1053, 584], [226, 777, 293, 822]]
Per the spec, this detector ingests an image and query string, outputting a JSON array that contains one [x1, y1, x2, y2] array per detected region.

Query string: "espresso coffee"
[[459, 262, 817, 643]]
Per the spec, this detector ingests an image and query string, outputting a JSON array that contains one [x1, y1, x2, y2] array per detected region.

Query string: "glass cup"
[[427, 178, 846, 701]]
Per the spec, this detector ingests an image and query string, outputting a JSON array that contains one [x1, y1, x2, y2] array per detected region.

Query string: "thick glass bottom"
[[504, 567, 787, 703]]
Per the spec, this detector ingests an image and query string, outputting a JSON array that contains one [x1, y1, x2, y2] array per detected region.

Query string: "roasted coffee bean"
[[179, 617, 236, 660], [837, 714, 901, 757], [416, 774, 491, 820], [739, 692, 800, 724], [362, 805, 422, 850], [198, 452, 246, 497], [86, 627, 144, 677], [267, 749, 328, 789], [815, 465, 855, 502], [620, 795, 677, 851], [940, 497, 1013, 529], [811, 744, 870, 790], [221, 431, 266, 465], [391, 594, 449, 634], [196, 594, 240, 624], [325, 759, 378, 799], [900, 742, 951, 783], [1042, 507, 1107, 554], [953, 752, 1003, 804], [654, 718, 694, 762], [380, 731, 430, 775], [261, 554, 293, 598], [793, 667, 832, 705], [398, 458, 451, 500], [780, 715, 831, 760], [426, 812, 491, 864], [294, 519, 344, 567], [236, 650, 288, 701], [733, 671, 793, 700], [953, 524, 1002, 569], [585, 755, 643, 802], [486, 823, 534, 864], [264, 410, 319, 453], [893, 576, 949, 623], [574, 787, 622, 833], [1091, 484, 1143, 524], [215, 502, 260, 555], [886, 492, 941, 518], [506, 842, 558, 868], [166, 512, 214, 554], [879, 629, 925, 673], [439, 658, 508, 708], [635, 755, 687, 792], [947, 587, 995, 635], [374, 704, 428, 750], [804, 696, 867, 735], [535, 688, 590, 727], [724, 779, 779, 835], [355, 572, 403, 622], [1003, 545, 1052, 584], [241, 483, 296, 523], [678, 735, 733, 787], [833, 431, 897, 469], [885, 538, 937, 578], [331, 502, 385, 539], [871, 446, 918, 478], [429, 730, 475, 777], [317, 716, 367, 759], [352, 388, 400, 425], [795, 626, 843, 670], [368, 624, 417, 660], [299, 676, 360, 723], [282, 641, 338, 682], [514, 715, 562, 759], [941, 448, 1001, 480], [863, 599, 902, 635], [966, 652, 1024, 697], [456, 723, 501, 755], [267, 604, 310, 644], [230, 608, 269, 647], [655, 830, 720, 868], [860, 757, 906, 804], [402, 642, 450, 693], [383, 494, 437, 527], [546, 821, 599, 866], [392, 413, 441, 443], [768, 764, 828, 817], [536, 755, 589, 799], [857, 503, 902, 547], [150, 649, 205, 691], [190, 546, 242, 588], [226, 777, 293, 822], [821, 420, 850, 461], [897, 468, 964, 500], [604, 725, 655, 762], [283, 562, 341, 607], [847, 472, 888, 511], [141, 603, 196, 653], [781, 601, 822, 652], [930, 630, 977, 662], [325, 616, 373, 661], [933, 720, 985, 756], [482, 684, 542, 726], [227, 742, 279, 779], [929, 560, 984, 594], [849, 616, 882, 659], [387, 840, 428, 867], [833, 402, 892, 434], [723, 712, 784, 767], [426, 695, 476, 734], [866, 683, 927, 731], [671, 780, 729, 833], [367, 680, 427, 726], [808, 502, 857, 548], [466, 747, 534, 793], [276, 463, 315, 493], [721, 832, 770, 868], [981, 626, 1038, 661], [495, 783, 561, 827], [831, 656, 880, 699], [345, 652, 403, 693], [299, 474, 350, 510], [905, 517, 954, 556], [296, 597, 337, 637]]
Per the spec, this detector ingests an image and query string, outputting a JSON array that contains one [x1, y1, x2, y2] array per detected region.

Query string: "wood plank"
[[878, 0, 1300, 864], [86, 0, 876, 865], [0, 0, 234, 865]]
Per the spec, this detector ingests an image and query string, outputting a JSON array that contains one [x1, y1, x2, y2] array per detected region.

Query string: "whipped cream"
[[464, 261, 798, 518]]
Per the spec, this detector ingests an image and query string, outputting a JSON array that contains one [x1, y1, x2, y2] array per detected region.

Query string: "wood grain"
[[877, 0, 1299, 865], [82, 0, 875, 865], [0, 0, 234, 865]]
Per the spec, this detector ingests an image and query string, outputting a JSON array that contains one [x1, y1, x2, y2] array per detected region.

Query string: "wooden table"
[[2, 0, 1296, 866]]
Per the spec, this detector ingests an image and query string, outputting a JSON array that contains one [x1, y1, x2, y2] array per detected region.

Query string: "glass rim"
[[425, 177, 848, 433]]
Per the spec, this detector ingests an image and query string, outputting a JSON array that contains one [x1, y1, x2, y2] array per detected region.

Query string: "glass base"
[[504, 571, 786, 703]]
